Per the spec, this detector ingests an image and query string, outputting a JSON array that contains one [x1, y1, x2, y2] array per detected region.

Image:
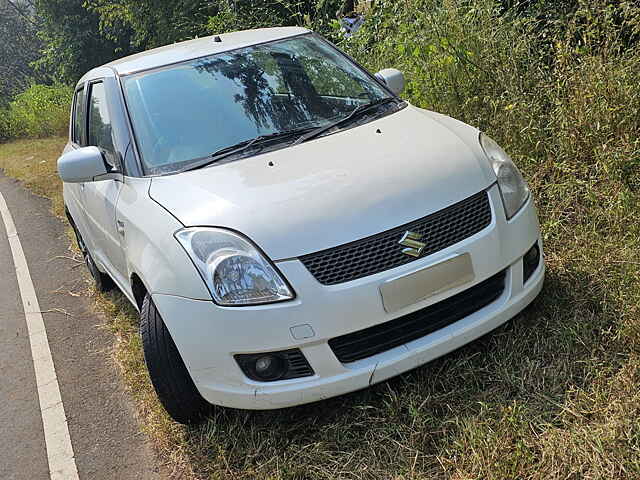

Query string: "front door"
[[82, 81, 128, 287]]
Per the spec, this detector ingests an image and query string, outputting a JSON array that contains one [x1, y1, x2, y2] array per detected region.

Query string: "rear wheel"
[[140, 293, 211, 424], [69, 218, 114, 292]]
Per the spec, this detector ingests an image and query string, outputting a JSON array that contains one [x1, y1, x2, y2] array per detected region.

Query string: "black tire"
[[140, 294, 211, 424], [69, 219, 114, 292]]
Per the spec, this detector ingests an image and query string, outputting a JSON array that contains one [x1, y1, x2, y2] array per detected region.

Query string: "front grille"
[[300, 190, 492, 285], [328, 269, 506, 363]]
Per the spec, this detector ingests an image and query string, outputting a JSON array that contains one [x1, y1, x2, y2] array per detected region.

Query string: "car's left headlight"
[[479, 133, 530, 219], [175, 227, 294, 306]]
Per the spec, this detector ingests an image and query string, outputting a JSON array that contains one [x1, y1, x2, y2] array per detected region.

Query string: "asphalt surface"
[[0, 173, 165, 480]]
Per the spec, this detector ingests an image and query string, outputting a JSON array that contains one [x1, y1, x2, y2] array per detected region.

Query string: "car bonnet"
[[148, 105, 496, 260]]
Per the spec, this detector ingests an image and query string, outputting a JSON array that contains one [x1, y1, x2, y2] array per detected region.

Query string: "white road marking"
[[0, 191, 79, 480]]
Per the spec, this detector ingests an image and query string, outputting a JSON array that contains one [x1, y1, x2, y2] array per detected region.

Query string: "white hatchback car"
[[58, 27, 544, 423]]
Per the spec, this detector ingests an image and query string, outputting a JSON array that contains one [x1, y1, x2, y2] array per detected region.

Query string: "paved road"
[[0, 173, 165, 480]]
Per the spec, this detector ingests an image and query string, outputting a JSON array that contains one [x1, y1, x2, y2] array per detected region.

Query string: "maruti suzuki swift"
[[57, 27, 544, 424]]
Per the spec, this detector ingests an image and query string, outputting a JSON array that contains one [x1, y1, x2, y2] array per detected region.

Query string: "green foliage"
[[86, 0, 218, 50], [5, 0, 344, 92], [341, 0, 640, 186], [33, 0, 135, 83], [0, 0, 45, 106], [86, 0, 344, 51], [206, 0, 343, 35], [0, 107, 10, 142], [4, 84, 73, 139]]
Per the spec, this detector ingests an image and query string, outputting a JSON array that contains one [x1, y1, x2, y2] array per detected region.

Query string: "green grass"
[[1, 1, 640, 477]]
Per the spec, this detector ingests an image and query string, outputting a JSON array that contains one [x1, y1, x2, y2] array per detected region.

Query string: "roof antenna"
[[213, 35, 222, 42]]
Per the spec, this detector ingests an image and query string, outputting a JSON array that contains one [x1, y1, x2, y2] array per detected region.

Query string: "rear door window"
[[72, 87, 85, 145]]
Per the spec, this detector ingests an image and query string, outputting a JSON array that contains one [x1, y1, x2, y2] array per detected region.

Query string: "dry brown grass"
[[0, 137, 67, 217]]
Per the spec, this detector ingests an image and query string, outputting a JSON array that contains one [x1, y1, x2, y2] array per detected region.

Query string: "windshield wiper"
[[292, 97, 398, 146], [182, 127, 316, 172]]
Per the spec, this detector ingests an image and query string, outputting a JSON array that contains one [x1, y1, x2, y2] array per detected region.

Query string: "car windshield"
[[122, 34, 392, 174]]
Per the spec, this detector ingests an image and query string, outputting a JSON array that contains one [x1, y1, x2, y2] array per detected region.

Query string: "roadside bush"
[[0, 107, 10, 142], [6, 83, 72, 139], [341, 0, 640, 213]]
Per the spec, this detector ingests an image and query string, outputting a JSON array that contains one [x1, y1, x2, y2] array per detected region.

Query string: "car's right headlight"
[[175, 227, 294, 306], [479, 133, 530, 219]]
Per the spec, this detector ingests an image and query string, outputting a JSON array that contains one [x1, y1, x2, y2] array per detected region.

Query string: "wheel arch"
[[130, 272, 149, 311]]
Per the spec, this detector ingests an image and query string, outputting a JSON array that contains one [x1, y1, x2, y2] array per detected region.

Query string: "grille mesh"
[[329, 269, 506, 363], [300, 190, 492, 285]]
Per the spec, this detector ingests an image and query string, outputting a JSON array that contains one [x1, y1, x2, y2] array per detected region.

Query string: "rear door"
[[82, 80, 128, 285]]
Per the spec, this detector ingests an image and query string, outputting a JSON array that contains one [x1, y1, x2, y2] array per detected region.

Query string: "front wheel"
[[140, 294, 211, 424]]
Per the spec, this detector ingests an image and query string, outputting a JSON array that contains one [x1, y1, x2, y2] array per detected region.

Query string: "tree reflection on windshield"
[[193, 51, 316, 132], [124, 34, 390, 173]]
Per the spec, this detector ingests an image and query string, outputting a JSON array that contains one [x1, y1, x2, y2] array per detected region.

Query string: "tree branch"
[[4, 0, 39, 28]]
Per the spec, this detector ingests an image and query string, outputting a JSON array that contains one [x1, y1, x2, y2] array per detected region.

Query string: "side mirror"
[[375, 68, 405, 96], [57, 146, 110, 183]]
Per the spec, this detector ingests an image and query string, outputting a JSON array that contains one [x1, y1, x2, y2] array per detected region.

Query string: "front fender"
[[118, 176, 210, 301]]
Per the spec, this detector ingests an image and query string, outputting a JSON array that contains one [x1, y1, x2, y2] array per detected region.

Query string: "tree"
[[4, 0, 345, 92], [87, 0, 344, 52], [33, 0, 135, 84], [0, 0, 43, 105], [87, 0, 223, 50]]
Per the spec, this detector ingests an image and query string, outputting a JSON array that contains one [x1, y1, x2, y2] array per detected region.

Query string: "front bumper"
[[153, 185, 544, 409]]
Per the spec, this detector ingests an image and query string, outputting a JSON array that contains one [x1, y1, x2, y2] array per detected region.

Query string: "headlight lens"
[[175, 227, 294, 306], [479, 133, 530, 219]]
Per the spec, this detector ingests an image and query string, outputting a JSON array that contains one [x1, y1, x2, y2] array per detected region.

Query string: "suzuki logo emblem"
[[399, 231, 426, 257]]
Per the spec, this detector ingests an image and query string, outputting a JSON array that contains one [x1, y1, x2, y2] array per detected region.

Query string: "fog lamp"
[[234, 349, 314, 382], [254, 355, 285, 380]]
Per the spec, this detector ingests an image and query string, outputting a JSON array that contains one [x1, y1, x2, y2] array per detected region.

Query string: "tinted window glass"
[[72, 87, 85, 145], [123, 34, 390, 174], [88, 82, 117, 167]]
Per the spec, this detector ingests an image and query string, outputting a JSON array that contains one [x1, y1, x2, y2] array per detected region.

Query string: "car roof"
[[78, 26, 310, 84]]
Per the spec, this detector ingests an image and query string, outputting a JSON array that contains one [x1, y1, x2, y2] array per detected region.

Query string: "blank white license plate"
[[379, 253, 475, 313]]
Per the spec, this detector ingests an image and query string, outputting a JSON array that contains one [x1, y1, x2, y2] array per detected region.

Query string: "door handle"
[[116, 220, 125, 237]]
